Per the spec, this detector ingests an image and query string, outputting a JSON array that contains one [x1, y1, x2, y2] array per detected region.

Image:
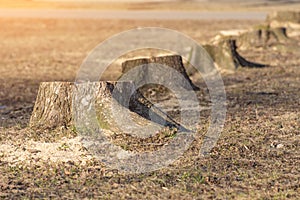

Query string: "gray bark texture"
[[30, 82, 130, 129], [30, 81, 180, 132], [30, 82, 74, 129], [121, 55, 199, 91]]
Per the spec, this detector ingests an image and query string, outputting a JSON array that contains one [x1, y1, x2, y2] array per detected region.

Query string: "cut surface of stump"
[[203, 39, 266, 71], [121, 55, 199, 94]]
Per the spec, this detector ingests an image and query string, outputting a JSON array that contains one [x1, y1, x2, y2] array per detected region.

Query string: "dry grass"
[[0, 17, 299, 199]]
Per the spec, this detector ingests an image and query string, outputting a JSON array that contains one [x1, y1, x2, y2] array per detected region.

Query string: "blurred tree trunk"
[[267, 11, 300, 24], [236, 26, 291, 50], [203, 39, 266, 71]]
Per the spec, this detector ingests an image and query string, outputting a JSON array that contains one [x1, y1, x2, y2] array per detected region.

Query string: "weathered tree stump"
[[267, 11, 300, 25], [267, 11, 300, 35], [30, 81, 181, 135], [236, 26, 291, 49], [121, 55, 199, 91], [211, 25, 292, 51], [203, 39, 266, 71]]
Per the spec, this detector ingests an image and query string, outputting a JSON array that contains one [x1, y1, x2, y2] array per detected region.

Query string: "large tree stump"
[[121, 55, 199, 92], [30, 81, 182, 136], [203, 39, 266, 71]]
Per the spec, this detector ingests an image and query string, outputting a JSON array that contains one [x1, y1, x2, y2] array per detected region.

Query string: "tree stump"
[[267, 11, 300, 24], [203, 39, 266, 71], [121, 55, 199, 92], [236, 26, 291, 49], [30, 81, 181, 135]]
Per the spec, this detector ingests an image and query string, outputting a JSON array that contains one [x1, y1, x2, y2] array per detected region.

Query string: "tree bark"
[[121, 55, 199, 91], [30, 81, 181, 133], [29, 82, 74, 129], [30, 81, 133, 129]]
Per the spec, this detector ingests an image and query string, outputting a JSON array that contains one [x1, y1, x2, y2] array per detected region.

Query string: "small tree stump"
[[266, 11, 300, 39], [267, 11, 300, 24], [121, 55, 199, 91], [203, 39, 266, 71], [236, 26, 291, 49]]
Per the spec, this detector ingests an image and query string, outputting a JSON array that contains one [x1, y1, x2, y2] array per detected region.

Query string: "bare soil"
[[0, 17, 299, 199]]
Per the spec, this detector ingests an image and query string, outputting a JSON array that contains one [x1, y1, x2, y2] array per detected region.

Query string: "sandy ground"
[[0, 3, 300, 199]]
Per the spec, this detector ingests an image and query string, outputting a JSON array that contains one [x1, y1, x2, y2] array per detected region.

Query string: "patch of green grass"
[[181, 171, 206, 184], [58, 143, 70, 151]]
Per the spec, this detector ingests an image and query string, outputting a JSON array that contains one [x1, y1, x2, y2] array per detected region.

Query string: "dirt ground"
[[0, 15, 300, 199]]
